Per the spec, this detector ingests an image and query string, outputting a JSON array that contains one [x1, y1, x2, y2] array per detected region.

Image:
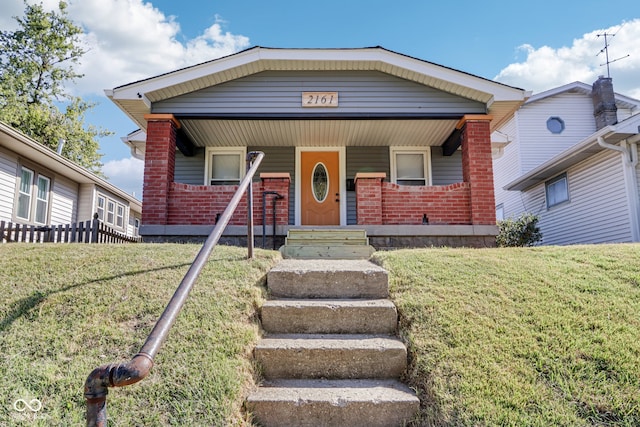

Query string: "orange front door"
[[301, 151, 340, 225]]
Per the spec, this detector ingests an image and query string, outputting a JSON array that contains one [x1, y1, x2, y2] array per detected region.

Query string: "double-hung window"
[[16, 166, 51, 224], [96, 195, 105, 221], [390, 147, 431, 186], [205, 147, 246, 185], [545, 173, 569, 208]]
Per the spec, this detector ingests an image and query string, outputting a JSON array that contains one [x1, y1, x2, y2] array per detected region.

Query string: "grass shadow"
[[0, 262, 191, 332]]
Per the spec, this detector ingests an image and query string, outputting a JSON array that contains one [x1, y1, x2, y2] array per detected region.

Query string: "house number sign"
[[302, 92, 338, 107]]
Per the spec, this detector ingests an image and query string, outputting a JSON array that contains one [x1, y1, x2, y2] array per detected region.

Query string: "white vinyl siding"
[[0, 150, 17, 222], [492, 116, 525, 219], [534, 149, 631, 245], [49, 175, 78, 224], [518, 92, 597, 173]]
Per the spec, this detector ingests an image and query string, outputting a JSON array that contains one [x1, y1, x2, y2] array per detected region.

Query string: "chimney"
[[592, 76, 618, 130]]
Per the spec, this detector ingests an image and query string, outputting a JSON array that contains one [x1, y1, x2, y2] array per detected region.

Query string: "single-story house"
[[493, 77, 640, 245], [107, 46, 530, 248], [0, 121, 142, 238]]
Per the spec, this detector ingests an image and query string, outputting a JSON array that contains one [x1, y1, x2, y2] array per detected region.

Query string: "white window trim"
[[204, 147, 247, 185], [97, 193, 128, 231], [389, 146, 432, 186], [35, 175, 51, 225], [16, 166, 52, 224], [545, 173, 570, 209]]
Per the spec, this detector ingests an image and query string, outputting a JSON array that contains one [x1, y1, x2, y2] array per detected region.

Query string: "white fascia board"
[[109, 46, 528, 104], [109, 48, 266, 100]]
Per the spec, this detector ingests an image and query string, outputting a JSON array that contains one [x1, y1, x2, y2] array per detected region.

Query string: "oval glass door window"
[[312, 162, 329, 202]]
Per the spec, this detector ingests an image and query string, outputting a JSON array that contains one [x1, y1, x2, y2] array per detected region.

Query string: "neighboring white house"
[[0, 121, 142, 237], [493, 77, 640, 245]]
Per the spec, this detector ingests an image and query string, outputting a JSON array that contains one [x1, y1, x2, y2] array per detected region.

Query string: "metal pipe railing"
[[84, 151, 264, 426], [262, 191, 283, 249]]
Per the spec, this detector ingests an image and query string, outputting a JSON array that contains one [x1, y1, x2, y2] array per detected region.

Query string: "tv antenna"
[[596, 28, 629, 78]]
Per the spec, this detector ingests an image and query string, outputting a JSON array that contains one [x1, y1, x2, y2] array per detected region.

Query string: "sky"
[[2, 0, 639, 198]]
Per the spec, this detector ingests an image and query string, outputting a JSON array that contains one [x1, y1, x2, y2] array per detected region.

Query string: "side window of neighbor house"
[[545, 173, 569, 208], [96, 195, 105, 220], [205, 148, 246, 185], [106, 200, 115, 225], [390, 147, 430, 186], [16, 166, 51, 224], [116, 204, 125, 228]]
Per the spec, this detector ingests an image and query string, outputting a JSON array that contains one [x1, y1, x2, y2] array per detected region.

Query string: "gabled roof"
[[106, 46, 530, 132], [505, 113, 640, 191], [525, 81, 640, 110], [0, 121, 142, 210]]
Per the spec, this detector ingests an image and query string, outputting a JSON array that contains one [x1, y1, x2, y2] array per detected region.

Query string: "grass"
[[373, 244, 640, 426], [0, 243, 280, 426], [2, 243, 640, 426]]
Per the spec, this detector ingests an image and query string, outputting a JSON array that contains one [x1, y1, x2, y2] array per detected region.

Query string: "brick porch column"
[[355, 173, 386, 225], [460, 115, 496, 225], [142, 114, 179, 225], [260, 173, 291, 225]]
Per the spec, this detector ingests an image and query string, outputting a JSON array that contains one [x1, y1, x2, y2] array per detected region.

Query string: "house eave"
[[107, 46, 529, 134], [0, 121, 142, 211], [504, 115, 640, 191]]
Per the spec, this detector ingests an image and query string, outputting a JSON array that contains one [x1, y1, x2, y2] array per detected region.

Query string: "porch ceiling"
[[179, 118, 460, 147]]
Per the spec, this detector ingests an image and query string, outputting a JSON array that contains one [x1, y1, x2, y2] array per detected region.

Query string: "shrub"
[[496, 213, 543, 247]]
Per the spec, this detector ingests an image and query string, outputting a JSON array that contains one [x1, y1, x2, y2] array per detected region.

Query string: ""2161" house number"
[[302, 92, 338, 107]]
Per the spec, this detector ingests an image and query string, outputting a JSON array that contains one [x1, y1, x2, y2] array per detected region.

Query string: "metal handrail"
[[84, 151, 264, 426]]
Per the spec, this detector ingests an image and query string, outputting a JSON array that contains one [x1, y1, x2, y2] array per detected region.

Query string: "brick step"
[[255, 334, 407, 379], [246, 379, 419, 427], [261, 299, 397, 334], [267, 259, 388, 298]]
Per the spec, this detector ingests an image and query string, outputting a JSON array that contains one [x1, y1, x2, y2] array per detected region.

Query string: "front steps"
[[246, 259, 419, 426], [280, 229, 376, 259]]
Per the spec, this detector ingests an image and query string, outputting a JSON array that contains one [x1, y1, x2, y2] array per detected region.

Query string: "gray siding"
[[175, 148, 206, 185], [346, 147, 390, 224], [431, 147, 462, 185], [249, 146, 296, 225], [0, 148, 17, 222], [154, 71, 485, 116], [77, 183, 96, 221]]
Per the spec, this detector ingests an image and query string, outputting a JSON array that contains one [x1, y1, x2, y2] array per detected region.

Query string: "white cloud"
[[102, 156, 144, 198], [495, 19, 640, 98], [2, 0, 251, 96]]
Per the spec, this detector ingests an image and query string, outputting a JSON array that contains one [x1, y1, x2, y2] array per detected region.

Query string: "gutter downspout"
[[597, 136, 640, 241]]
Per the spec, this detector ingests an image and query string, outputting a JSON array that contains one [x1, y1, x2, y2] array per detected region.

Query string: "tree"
[[0, 1, 110, 173]]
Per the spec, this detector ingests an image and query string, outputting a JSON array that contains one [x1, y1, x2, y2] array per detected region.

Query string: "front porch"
[[139, 114, 498, 248]]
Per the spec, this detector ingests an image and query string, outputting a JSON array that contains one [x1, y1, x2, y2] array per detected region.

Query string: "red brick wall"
[[461, 119, 496, 225], [142, 118, 177, 225], [355, 176, 383, 225], [381, 182, 471, 224], [166, 179, 289, 226]]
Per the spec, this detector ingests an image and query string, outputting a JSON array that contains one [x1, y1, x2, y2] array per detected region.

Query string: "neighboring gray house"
[[493, 77, 640, 245], [0, 121, 142, 237]]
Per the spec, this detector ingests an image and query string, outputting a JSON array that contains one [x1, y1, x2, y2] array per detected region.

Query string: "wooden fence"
[[0, 219, 142, 244]]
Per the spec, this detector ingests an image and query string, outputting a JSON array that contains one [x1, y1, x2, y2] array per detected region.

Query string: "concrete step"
[[246, 379, 419, 427], [280, 244, 375, 259], [255, 334, 407, 379], [261, 299, 397, 334], [267, 259, 388, 298]]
